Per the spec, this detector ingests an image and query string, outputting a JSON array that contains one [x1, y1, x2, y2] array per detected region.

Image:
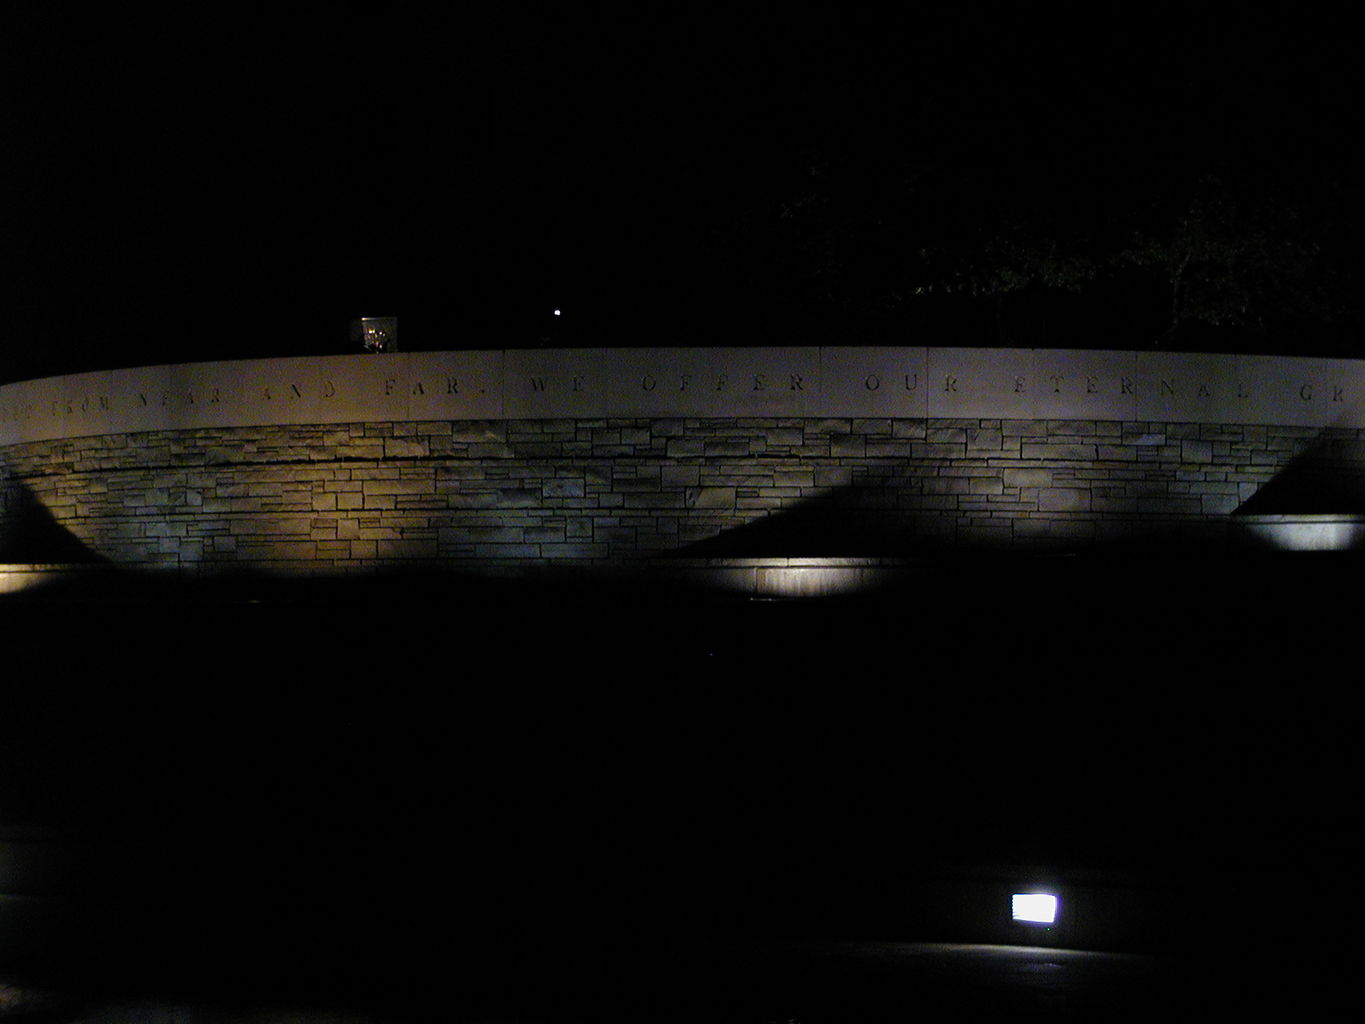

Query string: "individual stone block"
[[682, 486, 737, 510], [1047, 420, 1098, 435], [383, 438, 428, 458], [1002, 420, 1048, 436], [1021, 443, 1098, 460], [968, 476, 1004, 495], [1096, 445, 1138, 461], [911, 442, 966, 458], [814, 466, 853, 487], [362, 479, 432, 496], [926, 427, 967, 444], [450, 421, 506, 442], [892, 419, 927, 439], [1038, 487, 1091, 512], [667, 438, 704, 457], [1003, 468, 1052, 489], [1201, 493, 1240, 515], [625, 492, 685, 508], [772, 468, 813, 487], [1181, 439, 1214, 462], [923, 477, 970, 495], [1091, 496, 1137, 513], [542, 478, 586, 498], [765, 428, 803, 446], [661, 465, 701, 487], [831, 435, 866, 457], [852, 418, 892, 435]]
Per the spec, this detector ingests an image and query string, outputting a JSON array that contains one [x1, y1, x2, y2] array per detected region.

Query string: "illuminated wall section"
[[2, 347, 1364, 579]]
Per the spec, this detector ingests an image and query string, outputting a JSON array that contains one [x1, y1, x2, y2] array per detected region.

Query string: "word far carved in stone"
[[384, 377, 465, 397]]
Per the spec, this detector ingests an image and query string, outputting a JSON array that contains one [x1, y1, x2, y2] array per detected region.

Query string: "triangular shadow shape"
[[0, 483, 107, 563], [675, 485, 953, 558], [1235, 435, 1365, 515]]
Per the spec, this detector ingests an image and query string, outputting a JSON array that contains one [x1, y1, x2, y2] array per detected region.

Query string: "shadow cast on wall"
[[10, 428, 1365, 580], [1234, 434, 1365, 516], [677, 431, 1365, 561], [0, 483, 105, 564], [672, 482, 1220, 559], [678, 487, 952, 559]]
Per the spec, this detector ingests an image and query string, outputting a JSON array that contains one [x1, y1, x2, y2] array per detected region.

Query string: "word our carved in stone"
[[862, 374, 920, 390]]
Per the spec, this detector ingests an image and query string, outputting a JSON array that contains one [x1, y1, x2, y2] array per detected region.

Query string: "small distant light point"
[[553, 309, 561, 316]]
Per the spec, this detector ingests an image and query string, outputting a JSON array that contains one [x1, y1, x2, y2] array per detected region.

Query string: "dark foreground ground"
[[1, 551, 1362, 1019], [0, 941, 1201, 1023]]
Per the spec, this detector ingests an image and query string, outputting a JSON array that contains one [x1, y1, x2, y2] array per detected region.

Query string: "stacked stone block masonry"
[[0, 416, 1339, 572]]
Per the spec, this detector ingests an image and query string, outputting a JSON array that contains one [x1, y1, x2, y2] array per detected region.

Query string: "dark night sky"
[[4, 6, 1364, 381]]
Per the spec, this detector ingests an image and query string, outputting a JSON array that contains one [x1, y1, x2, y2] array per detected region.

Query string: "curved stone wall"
[[3, 347, 1365, 580]]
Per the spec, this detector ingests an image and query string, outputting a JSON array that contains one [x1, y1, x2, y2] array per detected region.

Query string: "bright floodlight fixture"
[[1012, 893, 1058, 925]]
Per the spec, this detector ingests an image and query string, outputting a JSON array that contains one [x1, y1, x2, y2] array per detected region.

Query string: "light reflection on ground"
[[4, 944, 1175, 1023]]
